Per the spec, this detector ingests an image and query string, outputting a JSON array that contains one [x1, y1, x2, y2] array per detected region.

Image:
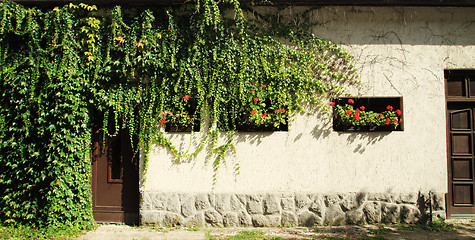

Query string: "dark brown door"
[[91, 116, 139, 223], [446, 70, 475, 217]]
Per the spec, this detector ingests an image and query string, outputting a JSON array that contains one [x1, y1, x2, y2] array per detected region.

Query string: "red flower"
[[262, 84, 267, 88], [395, 109, 401, 116], [354, 115, 360, 120], [400, 118, 403, 122], [280, 109, 285, 113], [262, 114, 267, 117], [192, 120, 195, 122], [251, 110, 256, 115], [355, 109, 360, 115], [160, 119, 166, 124], [348, 99, 354, 104], [251, 89, 255, 92], [360, 106, 365, 110], [330, 102, 335, 106], [379, 114, 383, 118], [393, 119, 398, 123], [254, 98, 259, 102], [346, 110, 352, 115], [275, 109, 280, 113], [183, 95, 190, 101], [386, 105, 393, 111], [384, 118, 391, 125]]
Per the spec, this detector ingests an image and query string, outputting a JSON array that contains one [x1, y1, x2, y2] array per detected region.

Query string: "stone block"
[[267, 215, 282, 227], [195, 193, 211, 210], [363, 202, 381, 224], [163, 212, 184, 226], [281, 211, 298, 227], [296, 194, 312, 209], [149, 192, 168, 211], [400, 204, 420, 223], [381, 203, 400, 223], [398, 193, 418, 204], [184, 212, 205, 227], [165, 193, 181, 213], [223, 212, 239, 227], [205, 210, 223, 227], [281, 194, 295, 211], [324, 195, 340, 207], [215, 194, 231, 214], [298, 211, 321, 227], [181, 195, 197, 217], [141, 210, 164, 224], [247, 195, 264, 214], [355, 192, 367, 206], [231, 194, 246, 212], [309, 198, 325, 218], [264, 194, 281, 215], [339, 193, 356, 211], [346, 209, 364, 225], [238, 210, 253, 226], [252, 215, 268, 227], [324, 205, 346, 226]]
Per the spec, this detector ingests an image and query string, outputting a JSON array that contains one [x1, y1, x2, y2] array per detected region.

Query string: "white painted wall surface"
[[143, 6, 475, 195]]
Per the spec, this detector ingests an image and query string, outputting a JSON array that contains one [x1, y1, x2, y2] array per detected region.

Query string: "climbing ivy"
[[0, 0, 357, 229]]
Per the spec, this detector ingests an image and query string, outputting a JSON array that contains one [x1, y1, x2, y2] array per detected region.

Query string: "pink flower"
[[251, 110, 256, 115], [395, 109, 401, 116], [386, 105, 393, 111], [348, 99, 354, 104], [160, 119, 166, 124], [346, 110, 352, 115], [183, 95, 190, 101], [330, 102, 335, 106], [360, 106, 365, 110], [254, 98, 259, 102], [162, 111, 167, 116]]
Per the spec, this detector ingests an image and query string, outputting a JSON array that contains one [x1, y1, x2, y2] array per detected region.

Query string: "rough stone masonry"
[[140, 192, 445, 227]]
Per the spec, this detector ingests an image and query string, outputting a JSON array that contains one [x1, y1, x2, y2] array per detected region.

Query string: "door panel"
[[447, 105, 475, 215], [91, 115, 139, 223]]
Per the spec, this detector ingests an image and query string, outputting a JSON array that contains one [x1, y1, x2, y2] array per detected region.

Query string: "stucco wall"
[[143, 6, 475, 195]]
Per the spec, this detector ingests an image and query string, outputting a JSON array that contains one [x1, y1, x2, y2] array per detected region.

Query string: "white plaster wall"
[[143, 6, 475, 195]]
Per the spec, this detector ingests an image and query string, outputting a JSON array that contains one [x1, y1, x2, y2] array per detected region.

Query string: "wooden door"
[[446, 70, 475, 217], [91, 116, 139, 223]]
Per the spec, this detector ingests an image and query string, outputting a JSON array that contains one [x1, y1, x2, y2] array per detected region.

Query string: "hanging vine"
[[0, 0, 358, 229]]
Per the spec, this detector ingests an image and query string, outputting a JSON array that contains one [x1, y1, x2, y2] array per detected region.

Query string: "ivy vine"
[[0, 0, 358, 229]]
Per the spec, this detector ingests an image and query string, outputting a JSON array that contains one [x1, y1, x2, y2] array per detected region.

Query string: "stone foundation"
[[140, 192, 445, 227]]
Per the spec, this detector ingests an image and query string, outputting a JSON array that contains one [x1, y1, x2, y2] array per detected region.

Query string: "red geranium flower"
[[330, 102, 335, 106], [355, 109, 360, 115], [160, 119, 166, 124], [348, 99, 354, 104], [251, 110, 256, 115], [275, 109, 280, 113], [354, 115, 360, 120], [360, 106, 365, 110], [262, 114, 267, 117], [395, 109, 401, 116], [400, 119, 403, 122], [386, 105, 393, 111], [251, 89, 255, 92], [346, 110, 352, 115], [280, 109, 285, 113], [183, 95, 190, 101], [262, 84, 267, 88], [254, 98, 259, 102], [384, 118, 391, 125], [379, 114, 383, 118]]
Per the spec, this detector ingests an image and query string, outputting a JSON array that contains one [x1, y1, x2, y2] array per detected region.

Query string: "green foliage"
[[0, 224, 86, 239], [223, 230, 286, 240], [0, 0, 357, 229], [404, 219, 455, 232]]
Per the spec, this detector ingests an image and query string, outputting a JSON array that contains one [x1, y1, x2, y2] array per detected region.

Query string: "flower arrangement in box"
[[237, 84, 289, 131], [159, 95, 199, 132], [331, 98, 403, 130]]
